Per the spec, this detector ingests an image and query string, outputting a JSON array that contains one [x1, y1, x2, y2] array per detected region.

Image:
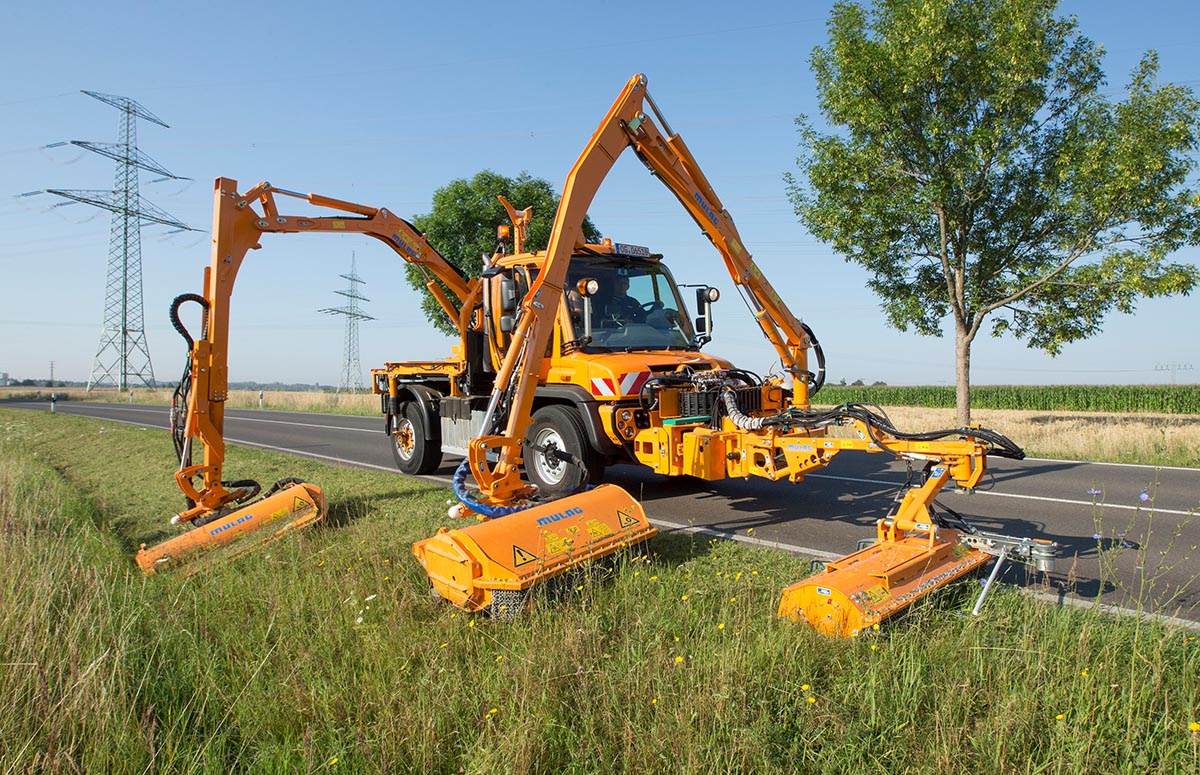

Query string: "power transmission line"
[[38, 90, 198, 392], [320, 252, 375, 393]]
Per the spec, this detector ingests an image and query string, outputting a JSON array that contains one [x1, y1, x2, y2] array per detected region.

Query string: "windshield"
[[564, 257, 697, 351]]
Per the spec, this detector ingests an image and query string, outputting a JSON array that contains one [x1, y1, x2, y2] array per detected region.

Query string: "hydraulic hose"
[[169, 294, 209, 464], [170, 293, 209, 350], [452, 460, 525, 519], [801, 322, 825, 396]]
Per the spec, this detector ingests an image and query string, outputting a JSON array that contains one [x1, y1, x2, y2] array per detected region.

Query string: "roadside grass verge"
[[1, 407, 1198, 774]]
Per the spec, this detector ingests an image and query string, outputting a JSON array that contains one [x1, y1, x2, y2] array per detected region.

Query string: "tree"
[[408, 170, 602, 335], [787, 0, 1200, 424]]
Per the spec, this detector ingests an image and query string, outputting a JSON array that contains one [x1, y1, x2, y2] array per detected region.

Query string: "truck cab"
[[372, 240, 736, 494]]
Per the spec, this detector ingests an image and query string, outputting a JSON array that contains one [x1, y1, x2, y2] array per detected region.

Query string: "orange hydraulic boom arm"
[[467, 73, 818, 503], [136, 178, 476, 573]]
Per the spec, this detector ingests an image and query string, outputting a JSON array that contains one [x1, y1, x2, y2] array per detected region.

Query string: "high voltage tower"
[[320, 253, 375, 392], [41, 91, 197, 392]]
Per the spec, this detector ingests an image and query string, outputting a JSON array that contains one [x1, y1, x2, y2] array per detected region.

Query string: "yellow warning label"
[[586, 519, 613, 539], [513, 545, 538, 567], [293, 496, 310, 512], [617, 508, 640, 529], [861, 584, 890, 605]]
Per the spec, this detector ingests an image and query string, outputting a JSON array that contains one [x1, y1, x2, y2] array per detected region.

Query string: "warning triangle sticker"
[[293, 496, 310, 512], [513, 545, 538, 567], [617, 508, 640, 529]]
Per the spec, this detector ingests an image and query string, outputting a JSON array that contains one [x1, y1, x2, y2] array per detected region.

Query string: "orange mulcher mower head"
[[413, 435, 656, 617], [134, 292, 327, 575], [775, 403, 1056, 637]]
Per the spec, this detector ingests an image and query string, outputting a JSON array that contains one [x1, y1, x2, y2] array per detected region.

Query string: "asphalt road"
[[9, 399, 1200, 626]]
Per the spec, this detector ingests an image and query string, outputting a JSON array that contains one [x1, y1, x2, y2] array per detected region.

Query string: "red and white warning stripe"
[[590, 371, 650, 397]]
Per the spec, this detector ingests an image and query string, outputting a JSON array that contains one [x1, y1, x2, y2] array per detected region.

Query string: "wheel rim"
[[395, 418, 416, 461], [530, 426, 568, 486]]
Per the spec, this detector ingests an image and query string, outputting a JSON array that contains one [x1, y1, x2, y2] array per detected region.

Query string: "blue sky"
[[2, 0, 1198, 387]]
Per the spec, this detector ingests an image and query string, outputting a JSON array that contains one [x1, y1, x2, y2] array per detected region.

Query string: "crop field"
[[2, 407, 1198, 774], [816, 384, 1200, 415]]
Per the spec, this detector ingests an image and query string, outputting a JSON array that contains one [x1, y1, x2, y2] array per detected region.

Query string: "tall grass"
[[2, 408, 1198, 773]]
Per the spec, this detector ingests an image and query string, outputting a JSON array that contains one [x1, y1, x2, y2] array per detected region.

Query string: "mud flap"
[[135, 481, 326, 575], [412, 483, 657, 613]]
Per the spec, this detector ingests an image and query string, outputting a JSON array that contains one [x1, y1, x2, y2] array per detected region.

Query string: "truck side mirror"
[[694, 286, 719, 345], [499, 275, 518, 313]]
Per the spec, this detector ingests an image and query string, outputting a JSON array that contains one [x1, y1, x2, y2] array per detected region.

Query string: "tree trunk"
[[954, 323, 972, 426]]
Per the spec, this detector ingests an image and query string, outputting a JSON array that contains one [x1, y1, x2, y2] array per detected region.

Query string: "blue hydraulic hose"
[[452, 459, 526, 518]]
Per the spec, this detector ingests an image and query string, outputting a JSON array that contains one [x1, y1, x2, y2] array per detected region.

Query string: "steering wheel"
[[641, 300, 664, 313]]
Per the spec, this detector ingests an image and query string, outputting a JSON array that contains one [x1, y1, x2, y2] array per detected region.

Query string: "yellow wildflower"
[[1190, 721, 1200, 733], [801, 684, 810, 691], [1081, 668, 1088, 677], [468, 619, 476, 628], [718, 623, 726, 630], [681, 595, 689, 601], [675, 656, 685, 664], [329, 757, 339, 765], [1056, 714, 1065, 721], [806, 696, 816, 704]]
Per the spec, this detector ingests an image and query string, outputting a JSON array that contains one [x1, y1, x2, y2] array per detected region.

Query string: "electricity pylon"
[[44, 91, 196, 392], [320, 253, 375, 392]]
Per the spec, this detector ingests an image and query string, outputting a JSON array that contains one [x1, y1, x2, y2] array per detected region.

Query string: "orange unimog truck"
[[377, 74, 1055, 636], [374, 231, 744, 497]]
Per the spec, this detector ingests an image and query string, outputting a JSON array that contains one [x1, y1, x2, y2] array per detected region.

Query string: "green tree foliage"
[[407, 170, 602, 335], [787, 0, 1200, 423]]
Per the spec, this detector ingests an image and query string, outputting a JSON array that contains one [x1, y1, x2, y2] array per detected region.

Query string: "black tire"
[[522, 404, 604, 496], [391, 401, 442, 475]]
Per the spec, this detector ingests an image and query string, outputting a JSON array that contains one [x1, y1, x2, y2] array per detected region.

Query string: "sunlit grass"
[[2, 408, 1198, 774]]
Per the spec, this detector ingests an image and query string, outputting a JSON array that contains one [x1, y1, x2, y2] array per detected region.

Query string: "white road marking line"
[[46, 403, 378, 433], [38, 405, 1200, 515], [1025, 455, 1200, 473], [806, 473, 1197, 517]]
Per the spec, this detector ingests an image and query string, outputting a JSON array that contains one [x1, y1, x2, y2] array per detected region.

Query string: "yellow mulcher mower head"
[[135, 477, 326, 575], [774, 409, 1057, 637], [134, 289, 328, 575], [414, 458, 656, 617]]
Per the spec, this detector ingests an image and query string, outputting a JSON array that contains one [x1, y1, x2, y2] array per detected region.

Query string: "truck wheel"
[[523, 405, 604, 496], [391, 401, 442, 475]]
